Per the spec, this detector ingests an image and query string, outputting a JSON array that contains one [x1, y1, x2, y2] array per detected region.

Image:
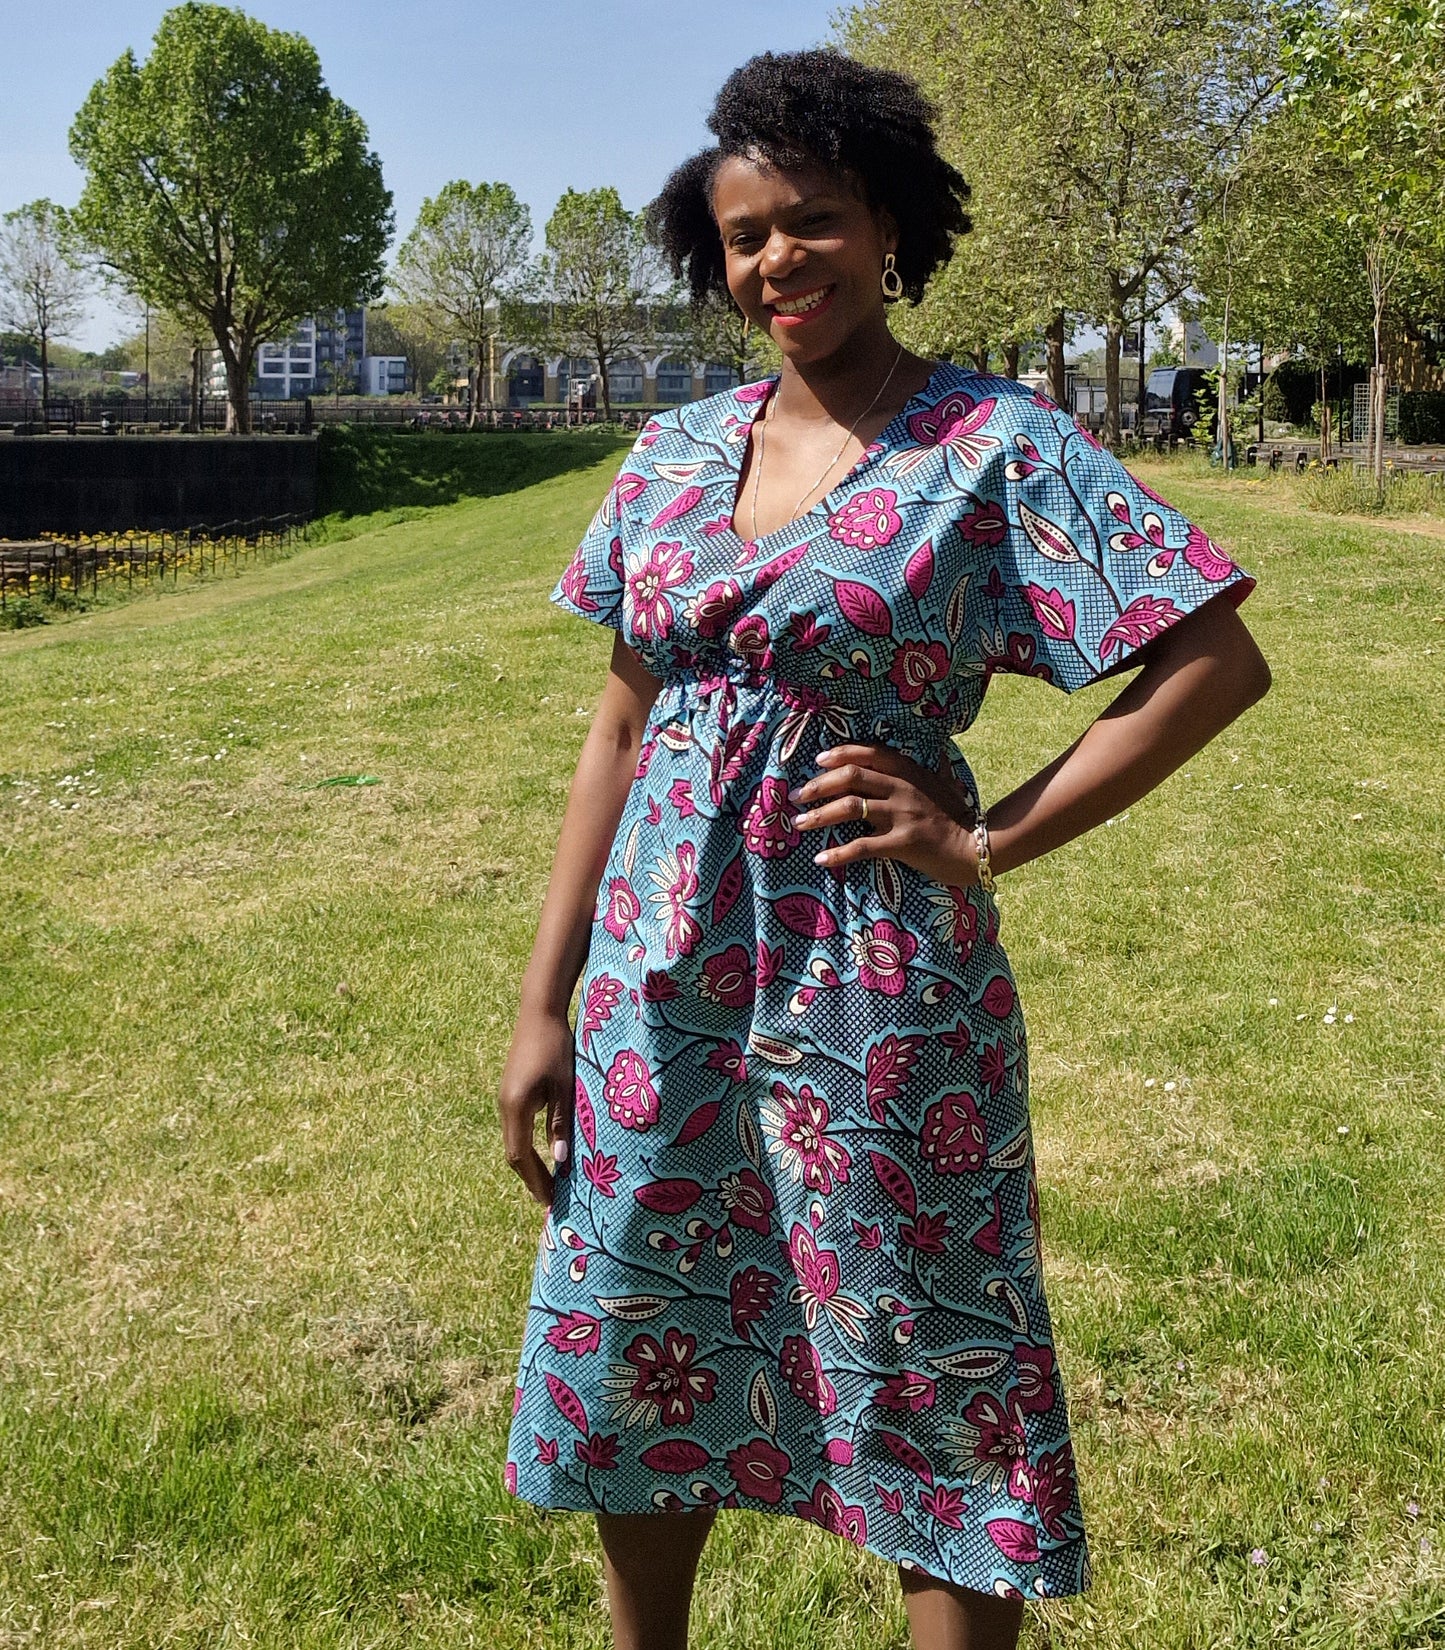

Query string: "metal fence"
[[0, 393, 660, 435], [0, 395, 233, 434], [0, 515, 308, 612]]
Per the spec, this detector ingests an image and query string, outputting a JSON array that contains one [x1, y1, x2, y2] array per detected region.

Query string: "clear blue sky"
[[5, 0, 840, 350]]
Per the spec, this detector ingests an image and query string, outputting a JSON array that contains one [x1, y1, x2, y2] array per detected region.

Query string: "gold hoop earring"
[[881, 252, 904, 301]]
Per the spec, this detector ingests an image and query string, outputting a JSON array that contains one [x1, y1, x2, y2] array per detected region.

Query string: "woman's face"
[[711, 153, 895, 367]]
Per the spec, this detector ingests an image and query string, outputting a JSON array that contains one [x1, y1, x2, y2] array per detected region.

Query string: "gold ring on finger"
[[858, 796, 869, 825]]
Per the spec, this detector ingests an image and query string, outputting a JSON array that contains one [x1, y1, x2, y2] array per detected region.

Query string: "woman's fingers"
[[814, 831, 889, 868], [796, 792, 887, 834], [789, 760, 893, 810], [813, 742, 916, 780], [548, 1083, 574, 1167], [501, 1086, 560, 1207], [790, 743, 976, 881]]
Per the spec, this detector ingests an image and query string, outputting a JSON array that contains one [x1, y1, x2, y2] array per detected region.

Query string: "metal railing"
[[0, 515, 308, 613], [0, 393, 667, 435]]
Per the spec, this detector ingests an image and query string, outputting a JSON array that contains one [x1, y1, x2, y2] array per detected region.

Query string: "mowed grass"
[[0, 441, 1441, 1649]]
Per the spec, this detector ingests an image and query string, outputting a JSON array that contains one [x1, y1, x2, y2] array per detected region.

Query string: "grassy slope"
[[0, 450, 1440, 1649]]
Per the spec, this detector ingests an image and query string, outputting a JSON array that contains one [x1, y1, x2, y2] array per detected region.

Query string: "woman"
[[500, 49, 1269, 1650]]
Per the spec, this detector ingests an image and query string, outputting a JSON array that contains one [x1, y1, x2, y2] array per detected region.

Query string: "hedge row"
[[1398, 391, 1445, 445]]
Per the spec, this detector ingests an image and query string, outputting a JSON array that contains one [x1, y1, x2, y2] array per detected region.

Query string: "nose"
[[759, 228, 806, 285]]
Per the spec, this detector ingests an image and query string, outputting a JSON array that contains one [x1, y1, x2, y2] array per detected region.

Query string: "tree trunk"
[[598, 347, 613, 422], [40, 331, 50, 433], [969, 348, 990, 374], [1216, 293, 1231, 465], [1136, 321, 1147, 423], [1103, 311, 1122, 448], [468, 343, 481, 428], [1002, 342, 1020, 380], [1371, 311, 1387, 494], [1372, 362, 1387, 492], [188, 344, 202, 433], [1256, 345, 1264, 447], [221, 333, 254, 434], [1367, 243, 1388, 495], [1045, 311, 1067, 407], [1318, 362, 1330, 463]]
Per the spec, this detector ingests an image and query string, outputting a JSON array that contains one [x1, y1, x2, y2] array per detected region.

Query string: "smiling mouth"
[[769, 284, 835, 320]]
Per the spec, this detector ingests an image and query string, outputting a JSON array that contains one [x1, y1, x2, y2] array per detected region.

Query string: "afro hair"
[[647, 48, 971, 309]]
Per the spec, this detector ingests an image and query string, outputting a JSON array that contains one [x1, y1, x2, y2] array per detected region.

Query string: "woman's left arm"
[[793, 591, 1272, 882]]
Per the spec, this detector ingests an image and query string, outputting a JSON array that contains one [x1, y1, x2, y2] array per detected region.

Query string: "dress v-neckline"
[[721, 358, 955, 556]]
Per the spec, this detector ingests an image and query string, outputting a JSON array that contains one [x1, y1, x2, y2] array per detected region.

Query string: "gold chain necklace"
[[748, 340, 907, 541]]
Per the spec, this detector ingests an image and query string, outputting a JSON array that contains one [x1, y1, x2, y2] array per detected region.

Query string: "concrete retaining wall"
[[0, 436, 317, 536]]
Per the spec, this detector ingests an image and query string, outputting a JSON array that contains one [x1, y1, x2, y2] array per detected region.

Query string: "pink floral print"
[[827, 486, 903, 549]]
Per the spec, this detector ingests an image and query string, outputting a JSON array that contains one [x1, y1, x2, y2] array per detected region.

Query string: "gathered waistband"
[[651, 664, 956, 769]]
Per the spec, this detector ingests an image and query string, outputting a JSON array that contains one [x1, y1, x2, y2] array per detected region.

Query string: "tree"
[[68, 2, 392, 433], [841, 0, 1087, 396], [0, 200, 88, 427], [683, 293, 781, 389], [839, 0, 1280, 443], [532, 188, 666, 422], [390, 180, 531, 425], [1192, 109, 1372, 459], [1286, 0, 1445, 486], [365, 301, 448, 396]]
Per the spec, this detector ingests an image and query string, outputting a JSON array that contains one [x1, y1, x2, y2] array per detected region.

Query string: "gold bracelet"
[[973, 813, 996, 893]]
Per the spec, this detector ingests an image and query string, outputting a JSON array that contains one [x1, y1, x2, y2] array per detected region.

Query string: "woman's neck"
[[771, 319, 932, 425]]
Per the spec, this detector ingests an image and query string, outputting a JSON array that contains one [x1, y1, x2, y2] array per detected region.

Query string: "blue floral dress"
[[504, 362, 1255, 1601]]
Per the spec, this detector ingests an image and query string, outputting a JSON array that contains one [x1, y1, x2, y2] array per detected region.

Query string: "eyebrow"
[[715, 194, 845, 230]]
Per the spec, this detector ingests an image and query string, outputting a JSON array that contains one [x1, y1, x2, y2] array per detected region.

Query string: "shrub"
[[1262, 374, 1291, 423], [1261, 360, 1319, 425], [1398, 391, 1445, 445]]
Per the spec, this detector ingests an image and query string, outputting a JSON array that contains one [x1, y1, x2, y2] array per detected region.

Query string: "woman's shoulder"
[[668, 377, 775, 438], [915, 360, 1060, 415]]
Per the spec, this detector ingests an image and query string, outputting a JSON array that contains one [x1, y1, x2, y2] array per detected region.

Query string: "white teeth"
[[774, 287, 830, 316]]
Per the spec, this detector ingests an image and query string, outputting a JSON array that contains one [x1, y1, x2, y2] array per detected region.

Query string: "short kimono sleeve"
[[550, 435, 654, 632], [983, 393, 1256, 693]]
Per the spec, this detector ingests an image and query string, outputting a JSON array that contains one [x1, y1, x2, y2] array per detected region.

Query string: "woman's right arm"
[[499, 634, 662, 1206]]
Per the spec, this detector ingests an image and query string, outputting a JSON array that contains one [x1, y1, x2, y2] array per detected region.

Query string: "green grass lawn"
[[1, 444, 1441, 1649]]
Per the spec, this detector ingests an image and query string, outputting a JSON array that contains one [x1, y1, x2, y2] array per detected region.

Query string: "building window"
[[608, 358, 644, 404], [704, 362, 740, 396], [508, 353, 544, 406], [656, 358, 693, 402]]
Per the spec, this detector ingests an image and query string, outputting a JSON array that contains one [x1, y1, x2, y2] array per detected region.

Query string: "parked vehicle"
[[1141, 367, 1215, 443]]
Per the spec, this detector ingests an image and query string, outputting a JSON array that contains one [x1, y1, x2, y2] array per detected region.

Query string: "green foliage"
[[1298, 458, 1445, 514], [842, 0, 1281, 438], [529, 187, 667, 420], [68, 1, 392, 433], [683, 292, 781, 387], [1262, 360, 1320, 424], [365, 303, 448, 398], [1261, 375, 1290, 424], [108, 306, 204, 393], [0, 199, 90, 413], [1192, 110, 1374, 368], [390, 182, 532, 417], [1398, 390, 1445, 445], [1285, 0, 1445, 479], [841, 0, 1085, 366]]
